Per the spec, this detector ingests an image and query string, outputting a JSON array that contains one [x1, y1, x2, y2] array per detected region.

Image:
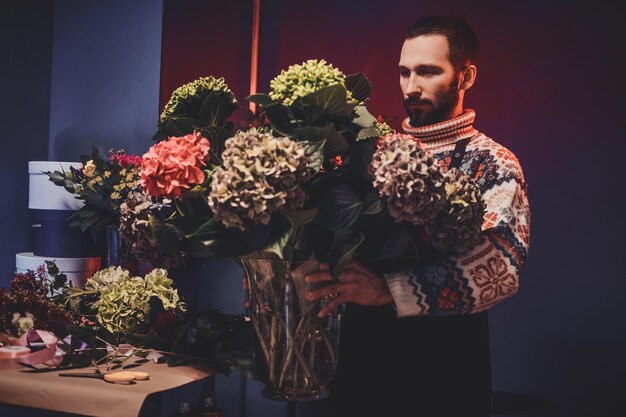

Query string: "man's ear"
[[460, 65, 477, 91]]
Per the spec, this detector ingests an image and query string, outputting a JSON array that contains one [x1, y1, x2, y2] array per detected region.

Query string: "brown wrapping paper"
[[0, 361, 214, 417]]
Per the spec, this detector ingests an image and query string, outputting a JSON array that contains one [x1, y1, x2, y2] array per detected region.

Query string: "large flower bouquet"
[[142, 59, 486, 398], [146, 59, 484, 271]]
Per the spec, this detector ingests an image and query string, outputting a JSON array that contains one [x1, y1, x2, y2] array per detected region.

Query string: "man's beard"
[[404, 78, 460, 127]]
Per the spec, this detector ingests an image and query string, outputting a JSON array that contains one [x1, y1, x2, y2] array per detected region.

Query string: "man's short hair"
[[404, 15, 478, 73]]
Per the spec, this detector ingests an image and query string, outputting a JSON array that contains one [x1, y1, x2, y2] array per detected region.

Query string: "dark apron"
[[322, 138, 492, 417]]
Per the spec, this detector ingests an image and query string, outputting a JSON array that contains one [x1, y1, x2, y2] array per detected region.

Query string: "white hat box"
[[16, 252, 101, 288], [28, 161, 83, 210]]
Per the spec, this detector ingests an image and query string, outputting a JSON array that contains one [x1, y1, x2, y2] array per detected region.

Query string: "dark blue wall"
[[49, 0, 163, 160], [0, 2, 53, 286]]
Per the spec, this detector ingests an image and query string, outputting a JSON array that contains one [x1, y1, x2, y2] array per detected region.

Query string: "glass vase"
[[105, 224, 138, 274], [105, 224, 122, 267], [240, 257, 341, 402]]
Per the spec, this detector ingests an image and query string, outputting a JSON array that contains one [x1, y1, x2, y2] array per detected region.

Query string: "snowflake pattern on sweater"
[[385, 109, 531, 317]]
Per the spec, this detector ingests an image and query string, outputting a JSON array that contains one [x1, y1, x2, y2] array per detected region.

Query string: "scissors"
[[59, 370, 149, 383]]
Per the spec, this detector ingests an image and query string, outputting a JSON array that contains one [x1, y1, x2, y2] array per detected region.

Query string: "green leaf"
[[126, 329, 172, 352], [263, 103, 295, 136], [149, 216, 184, 254], [187, 219, 223, 239], [316, 184, 363, 231], [343, 142, 375, 181], [353, 105, 377, 128], [359, 219, 412, 262], [166, 215, 207, 234], [45, 170, 77, 193], [293, 125, 347, 158], [253, 213, 292, 253], [356, 126, 380, 142], [262, 217, 294, 260], [330, 231, 365, 278], [284, 208, 318, 230], [187, 215, 290, 259], [180, 185, 210, 202], [164, 116, 198, 136], [66, 324, 117, 346], [185, 238, 220, 258], [200, 124, 233, 143], [199, 125, 235, 162], [291, 126, 328, 143], [298, 84, 356, 125], [199, 93, 238, 126], [345, 73, 372, 103], [363, 189, 385, 215], [246, 93, 276, 107]]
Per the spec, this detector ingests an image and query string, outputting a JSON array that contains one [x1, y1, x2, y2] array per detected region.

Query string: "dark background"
[[1, 0, 625, 416]]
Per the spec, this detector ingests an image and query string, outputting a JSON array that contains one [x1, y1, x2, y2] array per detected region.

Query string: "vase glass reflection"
[[240, 256, 341, 402], [105, 225, 122, 267], [104, 224, 143, 274]]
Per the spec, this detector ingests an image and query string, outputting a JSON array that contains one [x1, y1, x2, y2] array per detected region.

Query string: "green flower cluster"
[[208, 131, 323, 230], [85, 266, 183, 336], [424, 168, 486, 253], [269, 59, 350, 105], [375, 120, 395, 136], [159, 76, 237, 123]]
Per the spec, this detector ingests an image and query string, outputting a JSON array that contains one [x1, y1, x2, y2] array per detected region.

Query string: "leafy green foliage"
[[44, 146, 142, 239], [155, 76, 238, 144]]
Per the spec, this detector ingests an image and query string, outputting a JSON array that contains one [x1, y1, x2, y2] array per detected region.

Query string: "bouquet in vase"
[[143, 59, 485, 400]]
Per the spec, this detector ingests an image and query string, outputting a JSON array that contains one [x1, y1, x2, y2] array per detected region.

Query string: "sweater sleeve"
[[383, 147, 531, 317]]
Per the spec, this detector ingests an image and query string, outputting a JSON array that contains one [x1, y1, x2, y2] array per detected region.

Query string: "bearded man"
[[305, 15, 531, 417]]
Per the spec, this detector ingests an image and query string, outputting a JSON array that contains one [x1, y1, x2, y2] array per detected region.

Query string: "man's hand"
[[305, 260, 394, 317]]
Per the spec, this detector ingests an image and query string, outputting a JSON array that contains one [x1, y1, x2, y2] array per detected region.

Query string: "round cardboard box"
[[28, 161, 83, 210], [16, 252, 101, 288]]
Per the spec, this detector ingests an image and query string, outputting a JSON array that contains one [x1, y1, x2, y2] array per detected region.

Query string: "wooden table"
[[0, 360, 214, 417]]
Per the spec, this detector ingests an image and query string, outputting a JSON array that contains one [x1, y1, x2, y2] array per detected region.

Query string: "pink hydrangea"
[[110, 153, 142, 168], [141, 131, 210, 199]]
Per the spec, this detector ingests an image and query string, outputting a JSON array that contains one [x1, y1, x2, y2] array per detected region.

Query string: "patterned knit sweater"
[[384, 109, 531, 317]]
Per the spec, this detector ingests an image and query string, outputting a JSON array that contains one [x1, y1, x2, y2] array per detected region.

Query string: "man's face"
[[399, 34, 462, 127]]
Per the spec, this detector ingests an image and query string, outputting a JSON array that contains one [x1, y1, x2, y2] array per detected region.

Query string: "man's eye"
[[400, 70, 410, 77]]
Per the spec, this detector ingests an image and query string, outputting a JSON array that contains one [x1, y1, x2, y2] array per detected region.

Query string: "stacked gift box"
[[16, 161, 101, 287]]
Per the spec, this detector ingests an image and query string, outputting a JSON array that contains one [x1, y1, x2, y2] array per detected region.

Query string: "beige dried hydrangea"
[[85, 266, 182, 336], [269, 59, 352, 106], [208, 131, 322, 230], [12, 312, 35, 336], [369, 134, 446, 225], [424, 168, 486, 253]]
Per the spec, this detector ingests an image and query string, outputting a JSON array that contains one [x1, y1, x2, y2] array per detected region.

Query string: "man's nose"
[[405, 74, 421, 96]]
